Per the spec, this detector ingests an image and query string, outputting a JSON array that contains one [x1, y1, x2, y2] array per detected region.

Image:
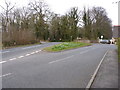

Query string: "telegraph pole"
[[116, 1, 120, 25], [112, 1, 120, 25]]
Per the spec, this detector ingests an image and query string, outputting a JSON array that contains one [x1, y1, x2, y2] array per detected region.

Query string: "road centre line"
[[9, 58, 17, 61], [77, 48, 96, 55], [38, 50, 42, 52], [30, 52, 35, 54], [49, 48, 97, 64], [18, 56, 24, 58], [2, 51, 10, 53], [3, 47, 96, 64], [79, 50, 90, 54], [49, 55, 74, 64], [0, 73, 12, 78], [25, 54, 31, 56], [35, 51, 39, 53], [2, 50, 42, 64], [0, 61, 7, 64]]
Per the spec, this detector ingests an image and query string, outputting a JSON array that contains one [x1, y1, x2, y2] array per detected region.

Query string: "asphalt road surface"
[[1, 42, 117, 88]]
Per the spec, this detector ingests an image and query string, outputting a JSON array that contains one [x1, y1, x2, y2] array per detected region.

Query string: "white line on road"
[[0, 61, 7, 64], [30, 52, 35, 55], [86, 50, 108, 90], [18, 56, 24, 58], [49, 49, 95, 64], [0, 73, 12, 78], [9, 58, 17, 61], [2, 51, 10, 53], [35, 51, 39, 53], [25, 54, 30, 56], [2, 49, 42, 63], [38, 50, 42, 52], [49, 55, 74, 64], [79, 50, 89, 54]]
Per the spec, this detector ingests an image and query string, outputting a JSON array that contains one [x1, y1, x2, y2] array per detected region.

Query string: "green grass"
[[43, 42, 91, 52], [0, 43, 2, 50], [118, 38, 120, 62]]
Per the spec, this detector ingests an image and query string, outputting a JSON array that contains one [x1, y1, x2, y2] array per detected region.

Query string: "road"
[[1, 42, 117, 88]]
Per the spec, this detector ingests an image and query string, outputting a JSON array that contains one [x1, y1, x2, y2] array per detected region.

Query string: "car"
[[99, 39, 111, 44]]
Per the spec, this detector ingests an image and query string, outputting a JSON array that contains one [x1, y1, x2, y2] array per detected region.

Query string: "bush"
[[2, 30, 37, 47]]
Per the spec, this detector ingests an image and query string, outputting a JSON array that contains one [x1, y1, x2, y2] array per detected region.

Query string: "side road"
[[91, 50, 118, 88]]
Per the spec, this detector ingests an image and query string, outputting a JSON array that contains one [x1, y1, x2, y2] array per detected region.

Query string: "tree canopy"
[[0, 0, 112, 46]]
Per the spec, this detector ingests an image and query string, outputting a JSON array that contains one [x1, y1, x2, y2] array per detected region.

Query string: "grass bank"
[[118, 38, 120, 62], [0, 43, 2, 50], [43, 42, 91, 52]]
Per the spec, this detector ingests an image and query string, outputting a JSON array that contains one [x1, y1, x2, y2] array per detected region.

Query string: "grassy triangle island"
[[43, 42, 91, 52]]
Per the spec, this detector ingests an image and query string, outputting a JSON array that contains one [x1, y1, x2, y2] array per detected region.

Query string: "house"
[[113, 25, 120, 38], [112, 25, 120, 44]]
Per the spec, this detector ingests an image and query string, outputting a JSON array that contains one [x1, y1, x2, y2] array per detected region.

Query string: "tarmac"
[[91, 49, 119, 89]]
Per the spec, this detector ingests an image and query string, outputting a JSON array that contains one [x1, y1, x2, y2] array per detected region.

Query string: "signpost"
[[101, 36, 103, 39]]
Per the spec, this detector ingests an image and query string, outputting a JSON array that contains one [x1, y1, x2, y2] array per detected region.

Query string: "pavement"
[[91, 49, 118, 89], [118, 62, 120, 88], [1, 43, 118, 88]]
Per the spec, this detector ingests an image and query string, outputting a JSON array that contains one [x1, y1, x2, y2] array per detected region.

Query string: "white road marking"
[[79, 50, 89, 54], [49, 55, 74, 64], [49, 48, 94, 64], [38, 50, 41, 52], [30, 52, 35, 55], [0, 61, 7, 64], [35, 51, 39, 53], [9, 58, 17, 61], [0, 73, 12, 78], [86, 51, 108, 90], [2, 51, 10, 53], [25, 54, 30, 56], [18, 56, 24, 58], [2, 49, 41, 63]]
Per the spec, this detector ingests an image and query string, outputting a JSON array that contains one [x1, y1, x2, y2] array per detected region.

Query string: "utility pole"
[[112, 1, 120, 25], [112, 1, 120, 42], [118, 1, 120, 25]]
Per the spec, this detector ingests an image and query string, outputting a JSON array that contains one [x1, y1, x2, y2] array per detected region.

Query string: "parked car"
[[99, 39, 111, 44]]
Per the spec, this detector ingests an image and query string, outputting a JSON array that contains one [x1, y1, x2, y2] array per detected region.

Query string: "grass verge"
[[43, 42, 91, 52], [118, 38, 120, 62]]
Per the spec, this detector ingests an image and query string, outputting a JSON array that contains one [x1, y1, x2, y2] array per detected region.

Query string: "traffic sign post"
[[101, 36, 103, 39]]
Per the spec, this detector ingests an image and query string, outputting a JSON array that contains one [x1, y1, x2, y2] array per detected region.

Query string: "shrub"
[[2, 30, 37, 47]]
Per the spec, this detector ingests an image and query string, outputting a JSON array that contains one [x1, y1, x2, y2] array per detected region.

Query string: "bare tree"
[[0, 0, 15, 32], [82, 7, 93, 39], [28, 0, 50, 40], [91, 7, 112, 39]]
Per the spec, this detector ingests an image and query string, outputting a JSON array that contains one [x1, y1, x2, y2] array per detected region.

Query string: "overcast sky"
[[0, 0, 119, 25]]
